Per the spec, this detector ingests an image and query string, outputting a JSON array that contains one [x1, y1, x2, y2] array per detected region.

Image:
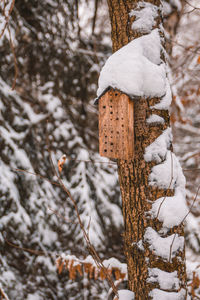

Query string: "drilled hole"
[[105, 135, 107, 138], [116, 117, 119, 120], [111, 150, 113, 152], [111, 142, 113, 145], [115, 93, 118, 96], [117, 131, 119, 134], [111, 131, 113, 133], [104, 149, 107, 152], [103, 106, 106, 109], [110, 112, 113, 114], [122, 124, 124, 127], [110, 106, 112, 108]]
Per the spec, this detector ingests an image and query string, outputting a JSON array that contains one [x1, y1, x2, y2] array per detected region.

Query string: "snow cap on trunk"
[[97, 29, 166, 99], [114, 290, 135, 300]]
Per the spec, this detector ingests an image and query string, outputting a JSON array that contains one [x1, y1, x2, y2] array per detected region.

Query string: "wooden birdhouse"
[[97, 88, 134, 160]]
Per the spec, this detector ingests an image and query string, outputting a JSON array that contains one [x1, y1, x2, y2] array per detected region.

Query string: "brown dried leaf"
[[76, 264, 83, 277], [56, 257, 62, 270], [58, 155, 67, 173], [99, 268, 107, 280], [58, 260, 65, 274], [114, 269, 121, 280], [65, 259, 69, 270]]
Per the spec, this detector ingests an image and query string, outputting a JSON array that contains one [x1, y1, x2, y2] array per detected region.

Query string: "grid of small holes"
[[101, 92, 126, 155]]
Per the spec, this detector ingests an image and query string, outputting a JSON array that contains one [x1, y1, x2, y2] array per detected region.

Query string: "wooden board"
[[99, 89, 134, 160]]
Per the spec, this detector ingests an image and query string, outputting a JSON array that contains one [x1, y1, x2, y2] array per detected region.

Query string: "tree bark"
[[106, 0, 187, 299]]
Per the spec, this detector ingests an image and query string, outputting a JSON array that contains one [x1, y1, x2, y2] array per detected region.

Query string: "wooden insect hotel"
[[97, 88, 134, 160]]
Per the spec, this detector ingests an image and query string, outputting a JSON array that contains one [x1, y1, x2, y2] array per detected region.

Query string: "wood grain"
[[99, 89, 134, 159]]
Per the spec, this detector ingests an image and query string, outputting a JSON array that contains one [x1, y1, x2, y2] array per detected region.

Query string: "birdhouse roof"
[[94, 87, 140, 105]]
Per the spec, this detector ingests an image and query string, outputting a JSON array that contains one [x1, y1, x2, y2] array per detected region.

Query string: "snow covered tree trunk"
[[107, 0, 187, 299]]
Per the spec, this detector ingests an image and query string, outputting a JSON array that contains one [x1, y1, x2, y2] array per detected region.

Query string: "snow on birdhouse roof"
[[96, 29, 167, 102]]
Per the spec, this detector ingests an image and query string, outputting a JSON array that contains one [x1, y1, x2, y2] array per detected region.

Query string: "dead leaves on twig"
[[56, 257, 126, 282], [58, 154, 67, 173], [188, 271, 200, 299]]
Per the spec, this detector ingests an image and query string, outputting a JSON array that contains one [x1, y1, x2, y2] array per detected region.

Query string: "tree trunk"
[[107, 0, 187, 299]]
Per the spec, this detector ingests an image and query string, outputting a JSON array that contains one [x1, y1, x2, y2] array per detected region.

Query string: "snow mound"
[[148, 268, 180, 290], [144, 128, 172, 163], [114, 290, 135, 300], [97, 29, 166, 99], [130, 2, 158, 34], [144, 227, 184, 261], [150, 288, 186, 300]]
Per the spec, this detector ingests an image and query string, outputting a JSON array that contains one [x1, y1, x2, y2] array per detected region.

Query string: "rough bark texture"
[[106, 0, 187, 299]]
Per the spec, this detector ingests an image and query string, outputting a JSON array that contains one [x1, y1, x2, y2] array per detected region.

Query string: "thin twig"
[[183, 168, 200, 172], [3, 232, 47, 256], [63, 155, 116, 165], [48, 206, 77, 224], [0, 287, 9, 300], [156, 152, 174, 219], [183, 0, 200, 10], [12, 168, 61, 187], [0, 0, 15, 39], [7, 25, 18, 90], [167, 38, 200, 55], [46, 129, 119, 298], [169, 184, 200, 262]]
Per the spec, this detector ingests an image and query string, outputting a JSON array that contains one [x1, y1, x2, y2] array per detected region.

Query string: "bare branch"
[[169, 184, 200, 262], [7, 25, 18, 90], [0, 0, 15, 39], [183, 0, 200, 10], [3, 232, 47, 256], [12, 168, 61, 187], [156, 151, 174, 219]]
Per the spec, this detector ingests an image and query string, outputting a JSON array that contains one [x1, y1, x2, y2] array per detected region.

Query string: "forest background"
[[0, 0, 200, 299]]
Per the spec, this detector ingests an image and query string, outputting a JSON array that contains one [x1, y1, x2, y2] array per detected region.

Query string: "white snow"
[[27, 294, 43, 300], [97, 29, 167, 99], [161, 1, 172, 16], [130, 2, 158, 34], [144, 227, 184, 261], [148, 151, 185, 190], [147, 145, 187, 228], [144, 128, 172, 163], [146, 114, 165, 124], [149, 151, 188, 228], [147, 268, 180, 290], [161, 0, 182, 17], [150, 192, 188, 228], [103, 257, 127, 275], [150, 288, 186, 300], [114, 290, 135, 300], [132, 239, 144, 251], [171, 0, 182, 11], [152, 79, 172, 110]]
